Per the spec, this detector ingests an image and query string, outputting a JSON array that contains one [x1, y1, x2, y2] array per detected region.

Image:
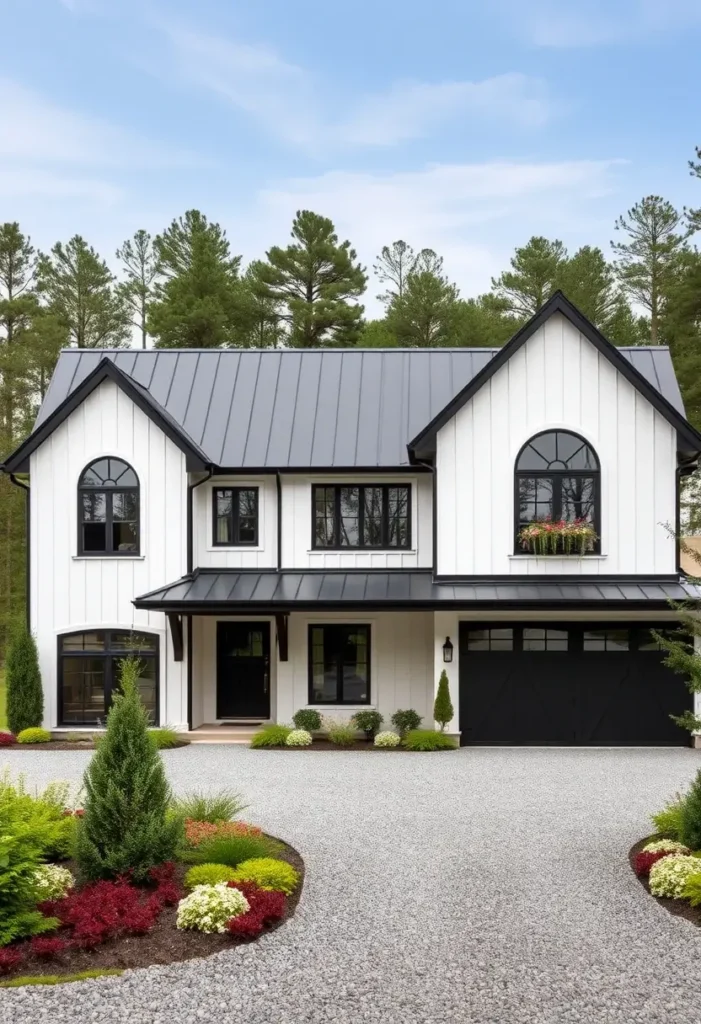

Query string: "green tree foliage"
[[374, 240, 421, 305], [6, 626, 43, 735], [0, 810, 59, 946], [148, 210, 250, 349], [386, 264, 460, 346], [491, 236, 567, 317], [453, 293, 520, 347], [116, 229, 157, 349], [37, 236, 130, 349], [238, 263, 284, 348], [250, 210, 367, 347], [433, 670, 454, 731], [611, 196, 689, 344], [357, 319, 398, 347], [75, 657, 180, 882], [680, 768, 701, 850]]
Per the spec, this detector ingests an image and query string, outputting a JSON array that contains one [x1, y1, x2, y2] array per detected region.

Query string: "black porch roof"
[[133, 570, 701, 612]]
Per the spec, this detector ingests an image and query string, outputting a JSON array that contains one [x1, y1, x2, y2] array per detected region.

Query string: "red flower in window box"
[[518, 518, 597, 556]]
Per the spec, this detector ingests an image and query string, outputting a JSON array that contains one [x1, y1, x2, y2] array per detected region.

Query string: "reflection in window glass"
[[59, 630, 158, 724], [583, 630, 629, 651], [467, 628, 513, 651], [309, 624, 370, 703], [523, 628, 568, 651]]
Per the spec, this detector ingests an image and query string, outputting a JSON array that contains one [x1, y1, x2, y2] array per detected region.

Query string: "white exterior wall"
[[30, 380, 188, 729], [192, 476, 277, 569], [436, 313, 677, 576], [281, 474, 432, 569]]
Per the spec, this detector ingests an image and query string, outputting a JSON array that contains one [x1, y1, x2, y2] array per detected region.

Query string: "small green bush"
[[0, 807, 60, 946], [286, 729, 312, 747], [0, 969, 124, 988], [652, 793, 687, 841], [171, 789, 248, 824], [391, 709, 423, 737], [176, 883, 249, 933], [351, 710, 383, 741], [433, 671, 454, 731], [326, 720, 357, 747], [192, 833, 278, 868], [292, 709, 322, 731], [374, 731, 400, 748], [231, 857, 300, 894], [0, 771, 75, 862], [681, 870, 701, 906], [649, 855, 701, 898], [680, 769, 701, 851], [6, 627, 43, 737], [250, 725, 292, 748], [17, 728, 51, 745], [183, 863, 238, 891], [403, 729, 457, 751], [150, 728, 186, 749]]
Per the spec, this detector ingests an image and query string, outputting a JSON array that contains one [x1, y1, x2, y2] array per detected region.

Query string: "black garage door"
[[459, 623, 693, 745]]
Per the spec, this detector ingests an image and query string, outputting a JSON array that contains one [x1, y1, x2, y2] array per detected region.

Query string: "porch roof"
[[133, 569, 701, 612]]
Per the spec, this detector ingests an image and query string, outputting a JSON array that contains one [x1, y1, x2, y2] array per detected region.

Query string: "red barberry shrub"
[[226, 881, 286, 939], [40, 877, 164, 945], [0, 948, 24, 973], [148, 862, 181, 907], [634, 849, 675, 877], [0, 731, 16, 746], [30, 936, 67, 959]]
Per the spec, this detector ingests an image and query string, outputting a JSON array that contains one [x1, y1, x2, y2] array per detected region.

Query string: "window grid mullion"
[[382, 485, 388, 548], [232, 487, 240, 545], [358, 486, 365, 548]]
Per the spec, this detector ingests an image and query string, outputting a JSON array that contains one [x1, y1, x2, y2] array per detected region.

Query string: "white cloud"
[[506, 0, 701, 46], [0, 168, 122, 204]]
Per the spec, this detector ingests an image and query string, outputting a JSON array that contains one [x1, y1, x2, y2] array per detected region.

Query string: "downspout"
[[186, 467, 213, 730], [8, 473, 30, 631]]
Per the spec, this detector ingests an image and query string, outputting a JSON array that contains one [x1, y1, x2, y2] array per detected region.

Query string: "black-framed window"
[[523, 628, 568, 652], [308, 624, 370, 704], [58, 630, 159, 725], [312, 485, 411, 549], [466, 628, 513, 651], [515, 430, 600, 554], [583, 629, 629, 652], [78, 458, 139, 556], [213, 488, 259, 546]]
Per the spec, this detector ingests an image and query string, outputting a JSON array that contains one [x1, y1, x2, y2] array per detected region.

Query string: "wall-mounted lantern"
[[442, 636, 454, 663]]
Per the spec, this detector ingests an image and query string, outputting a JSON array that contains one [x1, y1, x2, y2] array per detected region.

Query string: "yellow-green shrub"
[[184, 863, 238, 891], [230, 857, 299, 895], [17, 728, 51, 745]]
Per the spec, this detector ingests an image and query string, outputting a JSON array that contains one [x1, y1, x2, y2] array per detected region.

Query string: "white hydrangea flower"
[[374, 731, 401, 748], [286, 729, 313, 747], [649, 855, 701, 899], [176, 883, 250, 933], [33, 864, 74, 900], [643, 839, 689, 854]]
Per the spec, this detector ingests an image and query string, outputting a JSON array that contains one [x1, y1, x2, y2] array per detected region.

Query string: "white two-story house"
[[4, 293, 701, 745]]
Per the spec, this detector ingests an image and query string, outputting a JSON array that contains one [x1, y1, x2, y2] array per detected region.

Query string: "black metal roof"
[[133, 570, 701, 612]]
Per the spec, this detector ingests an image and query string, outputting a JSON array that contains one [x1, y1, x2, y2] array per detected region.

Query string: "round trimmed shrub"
[[374, 731, 400, 748], [403, 729, 457, 751], [292, 709, 322, 731], [643, 839, 689, 854], [285, 729, 312, 747], [0, 732, 16, 746], [32, 865, 74, 901], [176, 883, 250, 933], [250, 725, 292, 748], [230, 857, 300, 895], [391, 709, 423, 738], [184, 863, 238, 891], [351, 710, 384, 740], [17, 728, 51, 745], [649, 855, 701, 898]]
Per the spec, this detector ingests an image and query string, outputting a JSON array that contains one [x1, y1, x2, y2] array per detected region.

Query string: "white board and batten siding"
[[436, 312, 677, 577], [192, 476, 277, 569], [30, 380, 188, 729]]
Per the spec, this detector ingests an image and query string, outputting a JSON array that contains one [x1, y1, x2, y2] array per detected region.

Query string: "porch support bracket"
[[275, 612, 289, 662], [168, 613, 184, 662]]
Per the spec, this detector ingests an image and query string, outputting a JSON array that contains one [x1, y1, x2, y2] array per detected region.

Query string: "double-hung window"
[[312, 484, 411, 549], [213, 487, 259, 546]]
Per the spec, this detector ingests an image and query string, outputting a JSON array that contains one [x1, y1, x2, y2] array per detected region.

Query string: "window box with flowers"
[[517, 518, 599, 556]]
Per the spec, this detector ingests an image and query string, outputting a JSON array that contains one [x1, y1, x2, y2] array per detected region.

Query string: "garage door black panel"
[[459, 623, 692, 746]]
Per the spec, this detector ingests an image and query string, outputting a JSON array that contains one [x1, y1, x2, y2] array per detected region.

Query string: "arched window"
[[515, 431, 600, 554], [78, 458, 139, 555]]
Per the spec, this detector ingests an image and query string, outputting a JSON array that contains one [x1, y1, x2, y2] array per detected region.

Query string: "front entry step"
[[180, 725, 261, 744]]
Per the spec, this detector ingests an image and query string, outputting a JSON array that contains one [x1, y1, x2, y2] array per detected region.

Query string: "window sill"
[[307, 705, 375, 711], [207, 547, 264, 553], [508, 554, 607, 560], [72, 555, 145, 561]]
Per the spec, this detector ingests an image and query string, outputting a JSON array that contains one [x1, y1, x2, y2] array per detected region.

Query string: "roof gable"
[[408, 292, 701, 461]]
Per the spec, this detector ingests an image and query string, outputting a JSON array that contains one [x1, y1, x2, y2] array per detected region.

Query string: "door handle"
[[263, 672, 269, 694]]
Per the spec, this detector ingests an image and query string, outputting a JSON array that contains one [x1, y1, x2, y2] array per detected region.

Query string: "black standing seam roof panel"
[[310, 353, 343, 467], [288, 353, 323, 468], [201, 353, 240, 465], [182, 352, 221, 447], [165, 352, 200, 426], [265, 353, 302, 467], [243, 353, 282, 467], [332, 353, 363, 466], [221, 353, 262, 467]]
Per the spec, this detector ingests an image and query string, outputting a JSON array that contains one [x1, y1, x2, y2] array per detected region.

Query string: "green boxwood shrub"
[[184, 863, 238, 891], [0, 806, 60, 946], [351, 710, 383, 741], [326, 720, 356, 747], [391, 709, 423, 737], [17, 728, 51, 745], [6, 627, 43, 737], [292, 709, 322, 731], [403, 729, 457, 751], [250, 725, 292, 748]]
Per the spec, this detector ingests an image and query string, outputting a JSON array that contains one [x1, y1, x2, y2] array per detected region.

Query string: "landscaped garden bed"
[[0, 658, 302, 986], [0, 729, 190, 751]]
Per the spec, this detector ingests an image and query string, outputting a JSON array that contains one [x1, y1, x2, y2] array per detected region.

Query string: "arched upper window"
[[78, 458, 139, 555], [515, 431, 600, 555]]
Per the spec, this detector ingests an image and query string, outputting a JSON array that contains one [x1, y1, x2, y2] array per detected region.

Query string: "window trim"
[[212, 486, 260, 547], [57, 629, 160, 727], [513, 430, 601, 555], [77, 457, 140, 557], [311, 484, 412, 551], [307, 623, 372, 705]]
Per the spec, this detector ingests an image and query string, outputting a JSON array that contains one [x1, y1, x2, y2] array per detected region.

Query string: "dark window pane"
[[238, 519, 257, 543], [561, 477, 595, 523], [339, 488, 359, 547], [112, 492, 138, 521], [363, 487, 383, 547], [112, 657, 156, 722], [314, 488, 336, 547], [109, 461, 138, 487], [523, 628, 545, 651], [387, 487, 410, 548], [112, 521, 137, 551], [61, 657, 106, 723], [238, 490, 257, 518], [216, 491, 233, 544], [518, 478, 553, 525], [584, 630, 629, 652], [309, 625, 370, 704], [490, 628, 513, 651], [82, 492, 106, 522], [81, 459, 110, 486], [517, 432, 597, 471], [83, 522, 107, 552], [110, 632, 159, 652], [61, 632, 106, 652]]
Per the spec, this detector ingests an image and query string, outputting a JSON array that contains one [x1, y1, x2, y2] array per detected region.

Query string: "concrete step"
[[180, 726, 260, 744]]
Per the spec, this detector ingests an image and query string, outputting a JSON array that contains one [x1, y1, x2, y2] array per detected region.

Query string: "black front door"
[[217, 622, 270, 719]]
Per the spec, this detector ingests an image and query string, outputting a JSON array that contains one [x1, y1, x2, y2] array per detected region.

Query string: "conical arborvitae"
[[75, 657, 180, 881], [433, 670, 454, 732], [6, 626, 44, 735], [680, 768, 701, 851]]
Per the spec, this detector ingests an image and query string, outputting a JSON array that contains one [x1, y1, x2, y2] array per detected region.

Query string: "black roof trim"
[[408, 291, 701, 460], [2, 358, 210, 473]]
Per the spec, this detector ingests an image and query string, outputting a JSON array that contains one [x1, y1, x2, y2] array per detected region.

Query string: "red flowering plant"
[[184, 819, 262, 847], [225, 881, 286, 939], [0, 732, 16, 746], [518, 517, 598, 556], [634, 849, 678, 877]]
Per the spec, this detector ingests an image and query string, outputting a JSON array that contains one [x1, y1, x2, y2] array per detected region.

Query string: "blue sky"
[[2, 0, 701, 315]]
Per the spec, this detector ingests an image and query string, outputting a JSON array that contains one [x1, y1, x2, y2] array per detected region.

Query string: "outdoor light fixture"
[[443, 637, 453, 663]]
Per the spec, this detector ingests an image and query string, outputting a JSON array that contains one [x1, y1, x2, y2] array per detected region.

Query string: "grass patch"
[[0, 668, 6, 730], [1, 969, 124, 988]]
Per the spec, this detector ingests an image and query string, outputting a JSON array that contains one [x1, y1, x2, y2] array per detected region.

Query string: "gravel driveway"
[[2, 746, 701, 1024]]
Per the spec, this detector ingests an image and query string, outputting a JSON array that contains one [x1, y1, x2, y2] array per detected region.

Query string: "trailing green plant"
[[230, 857, 299, 895], [6, 627, 43, 737], [0, 805, 60, 946], [518, 518, 598, 556], [190, 833, 278, 868], [325, 720, 357, 747], [250, 725, 292, 748], [391, 709, 423, 738], [351, 710, 383, 741], [651, 793, 687, 841], [433, 671, 454, 732], [17, 728, 51, 745], [75, 657, 181, 882], [680, 768, 701, 850], [184, 863, 239, 891], [149, 727, 186, 749], [403, 729, 457, 751], [0, 969, 124, 988], [171, 789, 248, 825], [292, 709, 322, 731]]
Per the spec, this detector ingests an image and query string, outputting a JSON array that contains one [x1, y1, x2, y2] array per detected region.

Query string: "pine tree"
[[491, 236, 567, 317], [433, 670, 454, 732], [374, 240, 418, 305], [6, 625, 43, 735], [452, 293, 520, 347], [75, 657, 180, 881], [116, 229, 157, 349], [680, 768, 701, 850], [250, 210, 367, 347], [386, 266, 460, 346], [37, 235, 130, 348]]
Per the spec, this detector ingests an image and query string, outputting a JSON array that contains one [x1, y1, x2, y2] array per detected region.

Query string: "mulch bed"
[[255, 740, 457, 751], [4, 741, 191, 751], [628, 837, 701, 928], [3, 836, 303, 981]]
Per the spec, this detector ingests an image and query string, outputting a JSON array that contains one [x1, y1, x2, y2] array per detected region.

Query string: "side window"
[[78, 458, 139, 556], [213, 488, 259, 546]]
